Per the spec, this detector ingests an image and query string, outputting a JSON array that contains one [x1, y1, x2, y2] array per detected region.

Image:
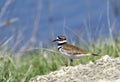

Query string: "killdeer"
[[53, 35, 98, 66]]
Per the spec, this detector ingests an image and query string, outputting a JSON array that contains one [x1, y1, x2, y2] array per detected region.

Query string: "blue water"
[[0, 0, 120, 52]]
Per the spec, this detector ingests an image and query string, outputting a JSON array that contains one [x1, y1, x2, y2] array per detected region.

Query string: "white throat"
[[57, 40, 67, 44]]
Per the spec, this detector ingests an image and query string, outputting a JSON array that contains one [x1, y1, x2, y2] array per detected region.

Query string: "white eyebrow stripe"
[[57, 37, 59, 39]]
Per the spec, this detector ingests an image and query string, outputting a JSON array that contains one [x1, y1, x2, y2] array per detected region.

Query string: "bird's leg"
[[70, 59, 73, 66], [64, 58, 68, 66], [64, 58, 73, 66]]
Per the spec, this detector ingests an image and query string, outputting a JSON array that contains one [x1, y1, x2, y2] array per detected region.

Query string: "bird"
[[52, 35, 98, 66]]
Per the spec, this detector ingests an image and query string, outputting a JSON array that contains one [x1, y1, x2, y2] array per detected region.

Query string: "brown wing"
[[61, 43, 89, 55]]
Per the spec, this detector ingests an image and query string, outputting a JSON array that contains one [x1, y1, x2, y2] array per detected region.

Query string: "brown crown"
[[57, 35, 66, 40], [52, 35, 66, 42]]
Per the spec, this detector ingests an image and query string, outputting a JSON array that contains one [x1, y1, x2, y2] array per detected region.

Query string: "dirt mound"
[[29, 55, 120, 82]]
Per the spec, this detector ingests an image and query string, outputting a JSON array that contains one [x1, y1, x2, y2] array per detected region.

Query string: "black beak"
[[52, 39, 57, 42]]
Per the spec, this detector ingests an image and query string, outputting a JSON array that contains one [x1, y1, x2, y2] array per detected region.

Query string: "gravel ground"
[[29, 55, 120, 82]]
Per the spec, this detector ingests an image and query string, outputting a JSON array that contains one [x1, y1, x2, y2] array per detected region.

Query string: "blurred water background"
[[0, 0, 120, 52]]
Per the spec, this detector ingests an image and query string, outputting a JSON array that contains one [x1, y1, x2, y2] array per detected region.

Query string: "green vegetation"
[[0, 36, 120, 82]]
